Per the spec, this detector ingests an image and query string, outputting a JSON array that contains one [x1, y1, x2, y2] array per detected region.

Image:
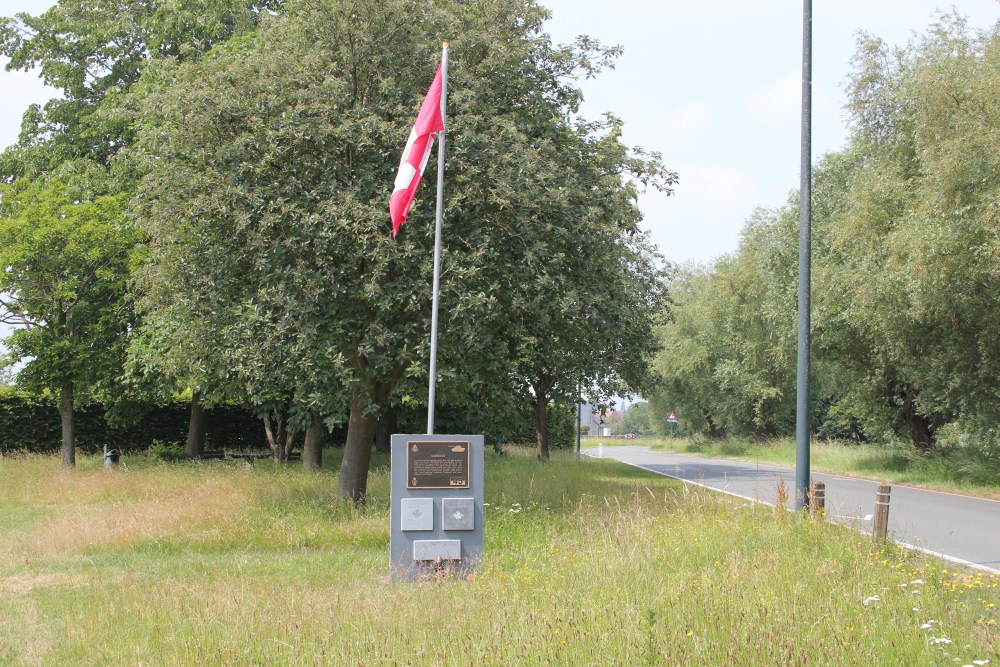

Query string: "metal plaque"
[[406, 440, 470, 489]]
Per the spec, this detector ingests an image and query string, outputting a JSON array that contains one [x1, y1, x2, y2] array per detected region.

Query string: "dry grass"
[[0, 449, 997, 665]]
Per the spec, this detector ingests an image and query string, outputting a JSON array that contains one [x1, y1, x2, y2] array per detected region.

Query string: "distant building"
[[578, 403, 609, 437]]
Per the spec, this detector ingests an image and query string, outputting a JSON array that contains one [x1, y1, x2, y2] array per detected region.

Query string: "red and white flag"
[[389, 64, 445, 238]]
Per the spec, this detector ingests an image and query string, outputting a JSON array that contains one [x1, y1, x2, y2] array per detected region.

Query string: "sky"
[[1, 0, 999, 266]]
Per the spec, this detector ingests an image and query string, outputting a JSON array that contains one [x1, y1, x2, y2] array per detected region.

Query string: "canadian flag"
[[389, 64, 444, 238]]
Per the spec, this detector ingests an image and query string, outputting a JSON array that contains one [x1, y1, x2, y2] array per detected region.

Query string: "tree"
[[132, 0, 675, 498], [816, 13, 1000, 450], [1, 0, 286, 177], [650, 203, 800, 440], [0, 165, 137, 466], [1, 0, 286, 461], [618, 401, 652, 436]]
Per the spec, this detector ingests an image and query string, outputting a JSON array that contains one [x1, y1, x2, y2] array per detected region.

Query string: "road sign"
[[666, 411, 678, 424]]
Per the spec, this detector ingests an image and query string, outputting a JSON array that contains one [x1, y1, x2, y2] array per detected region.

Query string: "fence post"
[[872, 484, 891, 541], [811, 481, 825, 516]]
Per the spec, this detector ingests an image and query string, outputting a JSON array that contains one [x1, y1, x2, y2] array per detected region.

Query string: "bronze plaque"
[[406, 440, 470, 489]]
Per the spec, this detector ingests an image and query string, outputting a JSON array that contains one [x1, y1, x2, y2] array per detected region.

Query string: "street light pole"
[[795, 0, 813, 511]]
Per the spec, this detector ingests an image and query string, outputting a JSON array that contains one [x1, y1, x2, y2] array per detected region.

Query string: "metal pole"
[[576, 391, 582, 454], [795, 0, 813, 510], [427, 43, 449, 435]]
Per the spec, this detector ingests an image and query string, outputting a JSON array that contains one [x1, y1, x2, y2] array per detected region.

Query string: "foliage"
[[130, 0, 673, 499], [0, 390, 273, 454], [0, 0, 286, 177], [648, 13, 999, 452], [148, 438, 186, 462], [615, 401, 653, 436], [0, 166, 139, 464], [650, 204, 801, 439]]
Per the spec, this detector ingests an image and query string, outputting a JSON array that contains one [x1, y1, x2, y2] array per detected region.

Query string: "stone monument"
[[389, 433, 484, 581]]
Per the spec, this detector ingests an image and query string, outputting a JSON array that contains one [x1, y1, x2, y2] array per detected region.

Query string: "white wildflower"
[[863, 595, 881, 606], [930, 637, 952, 645]]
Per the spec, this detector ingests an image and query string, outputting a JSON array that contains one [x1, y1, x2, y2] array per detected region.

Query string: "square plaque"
[[441, 497, 475, 531], [413, 539, 461, 561], [400, 498, 434, 531]]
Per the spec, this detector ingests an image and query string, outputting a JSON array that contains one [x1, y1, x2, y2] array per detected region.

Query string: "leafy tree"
[[650, 203, 800, 439], [1, 0, 289, 460], [0, 165, 137, 465], [817, 13, 1000, 450], [468, 113, 673, 459], [132, 0, 675, 499], [618, 401, 652, 436], [1, 0, 286, 177]]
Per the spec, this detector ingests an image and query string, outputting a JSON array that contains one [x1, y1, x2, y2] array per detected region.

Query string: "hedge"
[[0, 393, 267, 454]]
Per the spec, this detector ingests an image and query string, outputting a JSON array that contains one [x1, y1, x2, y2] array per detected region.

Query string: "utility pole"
[[795, 0, 813, 510]]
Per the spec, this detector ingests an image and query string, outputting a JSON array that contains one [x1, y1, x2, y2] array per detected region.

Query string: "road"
[[583, 445, 1000, 573]]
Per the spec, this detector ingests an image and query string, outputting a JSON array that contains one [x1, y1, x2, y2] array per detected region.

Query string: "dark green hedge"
[[0, 394, 267, 454], [0, 391, 573, 455]]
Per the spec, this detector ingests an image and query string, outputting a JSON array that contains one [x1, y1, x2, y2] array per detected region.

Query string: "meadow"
[[1, 448, 997, 665]]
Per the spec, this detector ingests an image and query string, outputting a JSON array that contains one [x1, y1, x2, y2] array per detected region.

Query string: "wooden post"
[[811, 481, 825, 516], [872, 484, 891, 541]]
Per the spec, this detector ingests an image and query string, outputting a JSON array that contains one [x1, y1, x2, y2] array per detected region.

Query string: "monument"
[[389, 433, 484, 581]]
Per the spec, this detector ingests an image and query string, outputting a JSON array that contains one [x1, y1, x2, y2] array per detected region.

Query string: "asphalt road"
[[582, 445, 1000, 573]]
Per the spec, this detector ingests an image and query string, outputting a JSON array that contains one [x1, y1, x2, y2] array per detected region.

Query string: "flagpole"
[[427, 42, 448, 435]]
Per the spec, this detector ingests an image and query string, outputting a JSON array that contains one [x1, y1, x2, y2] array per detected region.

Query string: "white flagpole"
[[427, 42, 448, 435]]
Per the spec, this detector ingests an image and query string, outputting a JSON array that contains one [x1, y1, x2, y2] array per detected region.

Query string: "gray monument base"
[[389, 434, 484, 581]]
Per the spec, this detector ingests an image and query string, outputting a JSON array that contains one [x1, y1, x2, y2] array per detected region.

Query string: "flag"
[[389, 64, 445, 238]]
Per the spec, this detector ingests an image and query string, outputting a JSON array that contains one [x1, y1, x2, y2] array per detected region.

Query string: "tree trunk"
[[264, 413, 283, 460], [302, 419, 324, 469], [375, 406, 396, 453], [891, 382, 935, 453], [284, 427, 298, 461], [704, 410, 727, 440], [58, 380, 75, 468], [902, 399, 935, 453], [186, 391, 207, 459], [338, 384, 378, 504], [534, 397, 550, 462]]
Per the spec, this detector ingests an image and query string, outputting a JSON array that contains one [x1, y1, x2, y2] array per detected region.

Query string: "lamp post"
[[795, 0, 813, 511]]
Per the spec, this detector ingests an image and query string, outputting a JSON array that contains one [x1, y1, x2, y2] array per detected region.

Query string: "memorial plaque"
[[406, 440, 470, 489], [441, 497, 475, 531], [413, 539, 462, 561], [400, 498, 434, 531]]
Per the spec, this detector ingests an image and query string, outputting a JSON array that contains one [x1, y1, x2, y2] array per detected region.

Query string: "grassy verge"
[[0, 448, 997, 665], [635, 437, 1000, 499]]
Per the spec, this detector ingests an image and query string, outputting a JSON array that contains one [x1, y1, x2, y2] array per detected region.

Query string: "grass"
[[0, 447, 997, 665], [633, 436, 1000, 499]]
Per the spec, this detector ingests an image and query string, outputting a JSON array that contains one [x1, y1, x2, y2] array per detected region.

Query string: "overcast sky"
[[2, 0, 998, 266]]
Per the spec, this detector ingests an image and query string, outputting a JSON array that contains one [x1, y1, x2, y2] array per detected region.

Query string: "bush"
[[148, 439, 187, 462]]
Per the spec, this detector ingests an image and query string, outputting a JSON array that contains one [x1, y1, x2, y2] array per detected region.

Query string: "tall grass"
[[0, 449, 997, 665], [643, 437, 1000, 498]]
